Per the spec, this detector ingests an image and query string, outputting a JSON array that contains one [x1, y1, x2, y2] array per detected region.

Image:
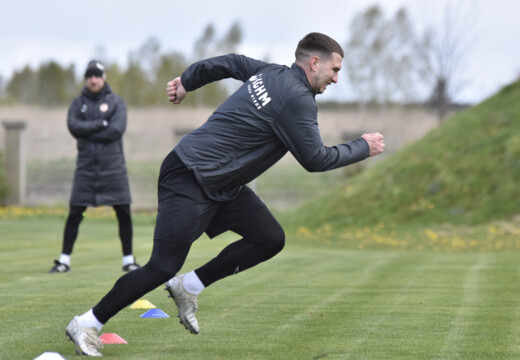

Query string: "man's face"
[[311, 52, 342, 95], [85, 75, 105, 93]]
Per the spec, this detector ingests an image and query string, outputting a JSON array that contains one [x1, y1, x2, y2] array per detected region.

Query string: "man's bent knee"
[[145, 239, 191, 281], [263, 226, 285, 258]]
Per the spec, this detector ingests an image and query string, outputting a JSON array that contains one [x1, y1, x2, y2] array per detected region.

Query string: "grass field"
[[1, 212, 520, 359]]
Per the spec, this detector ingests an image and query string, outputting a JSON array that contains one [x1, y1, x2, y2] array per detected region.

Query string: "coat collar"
[[82, 83, 112, 100], [291, 63, 314, 98]]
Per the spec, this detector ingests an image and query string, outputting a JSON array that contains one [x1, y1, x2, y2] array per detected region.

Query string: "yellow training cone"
[[130, 299, 156, 309]]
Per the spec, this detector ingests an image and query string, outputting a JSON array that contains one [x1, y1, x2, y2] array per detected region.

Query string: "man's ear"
[[310, 56, 320, 72]]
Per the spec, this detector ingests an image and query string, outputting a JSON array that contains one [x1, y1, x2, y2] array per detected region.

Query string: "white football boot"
[[165, 274, 199, 334], [65, 317, 103, 357]]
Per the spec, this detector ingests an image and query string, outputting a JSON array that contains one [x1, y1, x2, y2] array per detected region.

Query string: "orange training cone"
[[99, 333, 128, 344]]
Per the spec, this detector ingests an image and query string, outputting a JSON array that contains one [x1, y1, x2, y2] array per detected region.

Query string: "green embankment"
[[286, 82, 520, 230]]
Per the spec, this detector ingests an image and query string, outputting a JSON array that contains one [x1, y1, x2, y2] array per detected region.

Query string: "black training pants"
[[62, 204, 133, 256], [92, 151, 285, 324]]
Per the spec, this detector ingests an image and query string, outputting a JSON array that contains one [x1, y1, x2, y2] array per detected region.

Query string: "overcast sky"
[[2, 0, 518, 103]]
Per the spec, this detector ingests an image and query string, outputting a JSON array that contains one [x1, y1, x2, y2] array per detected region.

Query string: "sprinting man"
[[65, 33, 384, 356], [49, 60, 140, 274]]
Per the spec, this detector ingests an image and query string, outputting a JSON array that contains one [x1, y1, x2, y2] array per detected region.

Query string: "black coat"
[[67, 83, 131, 206]]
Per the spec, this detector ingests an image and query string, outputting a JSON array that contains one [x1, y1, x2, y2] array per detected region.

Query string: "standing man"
[[49, 60, 139, 274], [65, 33, 384, 356]]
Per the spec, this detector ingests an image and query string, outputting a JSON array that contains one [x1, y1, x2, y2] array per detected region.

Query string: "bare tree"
[[136, 36, 161, 74], [345, 5, 430, 106], [194, 24, 217, 60], [216, 21, 243, 55], [92, 45, 109, 65], [193, 21, 243, 59], [152, 51, 189, 105], [191, 21, 244, 106], [425, 0, 477, 121]]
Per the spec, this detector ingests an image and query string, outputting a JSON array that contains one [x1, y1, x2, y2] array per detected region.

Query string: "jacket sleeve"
[[88, 96, 127, 142], [67, 98, 105, 139], [272, 95, 370, 172], [181, 54, 268, 91]]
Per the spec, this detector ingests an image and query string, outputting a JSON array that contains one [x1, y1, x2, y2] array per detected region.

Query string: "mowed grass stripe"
[[276, 251, 402, 330], [436, 254, 520, 359], [268, 251, 403, 353], [438, 255, 488, 357], [340, 254, 426, 359], [510, 265, 520, 356]]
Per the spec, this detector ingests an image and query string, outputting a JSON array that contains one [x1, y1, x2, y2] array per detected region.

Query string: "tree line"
[[0, 4, 477, 121], [1, 21, 243, 108]]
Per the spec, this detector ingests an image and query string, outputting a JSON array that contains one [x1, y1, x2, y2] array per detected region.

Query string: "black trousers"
[[92, 151, 285, 324], [62, 204, 133, 256]]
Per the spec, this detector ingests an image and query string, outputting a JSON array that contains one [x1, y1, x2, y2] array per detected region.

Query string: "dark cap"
[[84, 60, 105, 79]]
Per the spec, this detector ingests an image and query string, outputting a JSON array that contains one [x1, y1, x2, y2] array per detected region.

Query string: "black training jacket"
[[67, 83, 131, 206], [174, 54, 369, 201]]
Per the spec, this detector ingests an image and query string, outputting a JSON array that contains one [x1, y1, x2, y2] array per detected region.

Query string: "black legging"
[[92, 206, 284, 324], [61, 204, 133, 256]]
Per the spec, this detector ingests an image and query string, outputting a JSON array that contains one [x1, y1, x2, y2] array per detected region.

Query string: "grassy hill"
[[284, 81, 520, 233]]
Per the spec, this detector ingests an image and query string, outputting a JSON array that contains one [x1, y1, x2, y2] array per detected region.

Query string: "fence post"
[[2, 120, 27, 205]]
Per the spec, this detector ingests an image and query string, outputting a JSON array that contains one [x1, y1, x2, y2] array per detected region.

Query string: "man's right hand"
[[166, 77, 187, 104], [361, 132, 385, 156]]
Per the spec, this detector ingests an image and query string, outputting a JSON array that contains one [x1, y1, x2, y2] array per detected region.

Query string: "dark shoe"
[[48, 259, 70, 273], [122, 262, 140, 272]]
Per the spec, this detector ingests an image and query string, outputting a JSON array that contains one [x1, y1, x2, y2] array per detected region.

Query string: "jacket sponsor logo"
[[99, 103, 109, 112], [247, 74, 271, 110], [81, 104, 87, 113]]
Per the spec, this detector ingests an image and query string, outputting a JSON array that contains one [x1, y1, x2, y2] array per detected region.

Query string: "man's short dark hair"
[[295, 32, 344, 61]]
